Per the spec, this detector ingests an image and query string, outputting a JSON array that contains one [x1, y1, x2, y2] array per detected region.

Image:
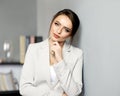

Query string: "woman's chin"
[[50, 37, 65, 43]]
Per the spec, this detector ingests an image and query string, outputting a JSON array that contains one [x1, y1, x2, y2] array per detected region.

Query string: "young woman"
[[19, 9, 83, 96]]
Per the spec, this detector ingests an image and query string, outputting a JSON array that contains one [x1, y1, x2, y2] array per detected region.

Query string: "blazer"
[[19, 39, 83, 96]]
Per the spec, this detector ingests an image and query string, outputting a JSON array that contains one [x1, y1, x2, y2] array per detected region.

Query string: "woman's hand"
[[51, 41, 63, 63], [62, 93, 68, 96]]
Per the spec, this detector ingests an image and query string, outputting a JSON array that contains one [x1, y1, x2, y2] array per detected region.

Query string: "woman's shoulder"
[[70, 45, 83, 56]]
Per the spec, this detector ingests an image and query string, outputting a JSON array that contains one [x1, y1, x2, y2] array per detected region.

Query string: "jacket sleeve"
[[53, 50, 83, 96], [19, 44, 63, 96]]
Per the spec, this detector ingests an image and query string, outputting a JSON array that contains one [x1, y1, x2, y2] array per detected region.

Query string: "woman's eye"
[[65, 28, 71, 32], [54, 22, 59, 26]]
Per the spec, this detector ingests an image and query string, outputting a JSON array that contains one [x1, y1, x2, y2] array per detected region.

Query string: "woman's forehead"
[[53, 15, 72, 28]]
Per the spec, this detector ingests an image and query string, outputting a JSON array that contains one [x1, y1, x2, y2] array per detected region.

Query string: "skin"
[[49, 14, 73, 96]]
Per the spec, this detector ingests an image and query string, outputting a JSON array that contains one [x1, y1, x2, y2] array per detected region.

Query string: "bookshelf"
[[0, 62, 22, 65], [19, 35, 43, 64], [0, 63, 22, 94], [0, 90, 21, 96], [0, 36, 43, 94]]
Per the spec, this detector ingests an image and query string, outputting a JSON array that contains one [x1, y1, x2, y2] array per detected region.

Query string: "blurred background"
[[0, 0, 120, 96]]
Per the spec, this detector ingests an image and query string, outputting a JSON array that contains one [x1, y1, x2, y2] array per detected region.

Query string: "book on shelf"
[[0, 71, 18, 91], [19, 35, 43, 64]]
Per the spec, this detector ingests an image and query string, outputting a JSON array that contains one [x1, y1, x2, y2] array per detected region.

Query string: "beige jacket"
[[19, 39, 83, 96]]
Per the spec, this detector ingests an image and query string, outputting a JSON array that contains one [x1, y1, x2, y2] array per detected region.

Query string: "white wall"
[[37, 0, 120, 96]]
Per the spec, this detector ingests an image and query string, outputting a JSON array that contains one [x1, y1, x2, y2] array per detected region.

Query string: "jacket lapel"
[[63, 41, 71, 57], [37, 39, 51, 85]]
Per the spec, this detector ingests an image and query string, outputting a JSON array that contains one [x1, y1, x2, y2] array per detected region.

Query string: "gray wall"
[[37, 0, 120, 96], [0, 0, 37, 61], [80, 0, 120, 96]]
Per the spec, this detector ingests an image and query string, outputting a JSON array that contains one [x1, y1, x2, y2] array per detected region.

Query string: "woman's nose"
[[57, 27, 62, 34]]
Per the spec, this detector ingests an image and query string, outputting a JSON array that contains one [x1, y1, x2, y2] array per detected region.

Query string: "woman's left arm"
[[53, 50, 83, 96]]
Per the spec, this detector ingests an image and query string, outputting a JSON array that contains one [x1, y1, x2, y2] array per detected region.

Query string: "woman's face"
[[49, 15, 72, 43]]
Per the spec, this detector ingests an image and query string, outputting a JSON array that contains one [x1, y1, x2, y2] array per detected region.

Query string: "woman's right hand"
[[51, 41, 63, 63], [62, 93, 68, 96]]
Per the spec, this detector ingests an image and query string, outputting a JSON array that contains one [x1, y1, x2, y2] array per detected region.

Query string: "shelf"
[[0, 90, 21, 96], [0, 62, 23, 65]]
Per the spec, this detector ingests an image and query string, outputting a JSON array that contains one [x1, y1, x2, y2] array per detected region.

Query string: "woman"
[[19, 9, 83, 96]]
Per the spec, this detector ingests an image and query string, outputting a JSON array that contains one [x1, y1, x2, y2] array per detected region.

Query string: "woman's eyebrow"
[[55, 20, 72, 31], [64, 27, 72, 31]]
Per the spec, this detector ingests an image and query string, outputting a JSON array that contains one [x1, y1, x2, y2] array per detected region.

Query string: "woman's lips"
[[53, 33, 60, 39]]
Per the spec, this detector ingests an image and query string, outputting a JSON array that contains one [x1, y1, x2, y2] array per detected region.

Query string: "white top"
[[49, 65, 57, 84]]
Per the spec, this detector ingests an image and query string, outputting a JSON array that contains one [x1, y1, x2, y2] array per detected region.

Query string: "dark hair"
[[50, 9, 80, 43]]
